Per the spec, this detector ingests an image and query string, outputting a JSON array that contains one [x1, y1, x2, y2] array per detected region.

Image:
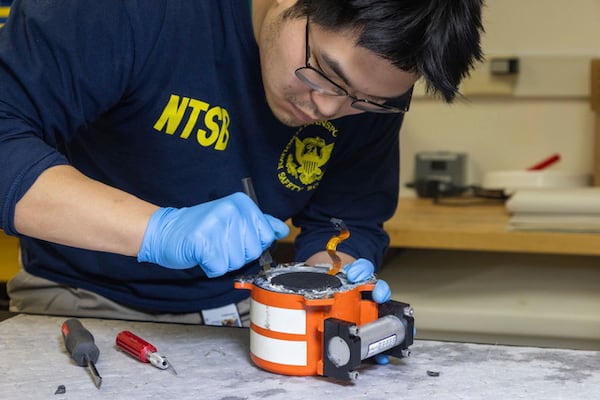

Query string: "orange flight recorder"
[[234, 263, 415, 381]]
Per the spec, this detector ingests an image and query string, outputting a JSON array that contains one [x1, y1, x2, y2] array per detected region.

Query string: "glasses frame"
[[294, 16, 412, 114]]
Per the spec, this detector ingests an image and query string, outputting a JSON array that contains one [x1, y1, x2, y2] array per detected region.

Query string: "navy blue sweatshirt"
[[0, 0, 403, 312]]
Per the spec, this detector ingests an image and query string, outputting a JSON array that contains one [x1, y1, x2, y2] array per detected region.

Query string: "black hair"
[[283, 0, 485, 103]]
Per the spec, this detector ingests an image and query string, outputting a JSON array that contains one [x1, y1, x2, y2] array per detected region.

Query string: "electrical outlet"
[[461, 57, 518, 96]]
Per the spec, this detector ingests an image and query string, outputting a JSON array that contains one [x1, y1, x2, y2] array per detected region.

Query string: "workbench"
[[1, 314, 598, 399]]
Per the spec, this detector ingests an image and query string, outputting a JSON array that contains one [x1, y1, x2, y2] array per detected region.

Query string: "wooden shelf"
[[284, 198, 600, 256], [386, 198, 600, 255]]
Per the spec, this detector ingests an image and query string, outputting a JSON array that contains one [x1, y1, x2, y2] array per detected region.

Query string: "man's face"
[[256, 3, 419, 127]]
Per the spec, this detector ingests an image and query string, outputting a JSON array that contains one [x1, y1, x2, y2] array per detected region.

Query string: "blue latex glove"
[[343, 258, 392, 365], [137, 192, 289, 277], [343, 258, 391, 303]]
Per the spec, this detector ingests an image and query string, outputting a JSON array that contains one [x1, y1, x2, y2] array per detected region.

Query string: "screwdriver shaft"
[[87, 358, 103, 389], [241, 177, 273, 272]]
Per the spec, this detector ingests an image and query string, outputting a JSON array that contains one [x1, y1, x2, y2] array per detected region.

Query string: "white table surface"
[[1, 314, 599, 400]]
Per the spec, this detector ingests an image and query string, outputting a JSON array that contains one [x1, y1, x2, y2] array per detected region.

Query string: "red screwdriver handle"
[[116, 330, 157, 362]]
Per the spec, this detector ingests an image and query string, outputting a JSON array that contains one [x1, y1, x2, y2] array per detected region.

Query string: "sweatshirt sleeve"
[[292, 113, 403, 270], [0, 0, 156, 234]]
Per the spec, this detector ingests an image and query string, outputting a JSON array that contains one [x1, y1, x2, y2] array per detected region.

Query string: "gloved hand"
[[137, 192, 289, 277], [343, 258, 392, 365], [343, 258, 391, 303]]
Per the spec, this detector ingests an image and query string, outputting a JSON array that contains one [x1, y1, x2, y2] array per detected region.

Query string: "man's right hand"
[[137, 192, 289, 277]]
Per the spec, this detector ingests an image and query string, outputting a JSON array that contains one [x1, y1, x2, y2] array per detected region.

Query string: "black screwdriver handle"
[[61, 319, 100, 366]]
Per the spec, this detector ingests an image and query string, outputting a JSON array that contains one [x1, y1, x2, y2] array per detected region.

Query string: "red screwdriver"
[[116, 330, 177, 375]]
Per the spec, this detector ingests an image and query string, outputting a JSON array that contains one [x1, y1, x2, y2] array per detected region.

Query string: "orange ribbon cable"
[[326, 218, 350, 275]]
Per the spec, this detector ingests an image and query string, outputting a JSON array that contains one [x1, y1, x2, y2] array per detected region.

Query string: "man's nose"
[[311, 92, 360, 119]]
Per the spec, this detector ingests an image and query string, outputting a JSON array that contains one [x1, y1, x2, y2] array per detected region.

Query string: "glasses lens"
[[351, 100, 404, 114], [353, 87, 412, 114], [295, 67, 347, 96]]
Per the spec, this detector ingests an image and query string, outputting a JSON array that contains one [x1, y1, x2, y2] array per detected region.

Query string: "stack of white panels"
[[506, 188, 600, 232]]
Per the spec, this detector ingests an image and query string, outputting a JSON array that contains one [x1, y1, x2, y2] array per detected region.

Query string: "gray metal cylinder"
[[357, 315, 406, 360]]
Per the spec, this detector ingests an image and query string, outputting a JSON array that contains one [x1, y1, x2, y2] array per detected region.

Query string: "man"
[[0, 0, 484, 326]]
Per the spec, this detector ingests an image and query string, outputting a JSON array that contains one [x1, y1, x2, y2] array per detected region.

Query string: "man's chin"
[[269, 104, 305, 127], [275, 114, 304, 127], [265, 94, 313, 127]]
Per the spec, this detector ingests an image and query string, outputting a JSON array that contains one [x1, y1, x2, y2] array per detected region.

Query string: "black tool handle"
[[61, 319, 100, 366]]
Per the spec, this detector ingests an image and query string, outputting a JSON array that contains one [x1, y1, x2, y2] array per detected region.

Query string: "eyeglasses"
[[294, 16, 412, 114]]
